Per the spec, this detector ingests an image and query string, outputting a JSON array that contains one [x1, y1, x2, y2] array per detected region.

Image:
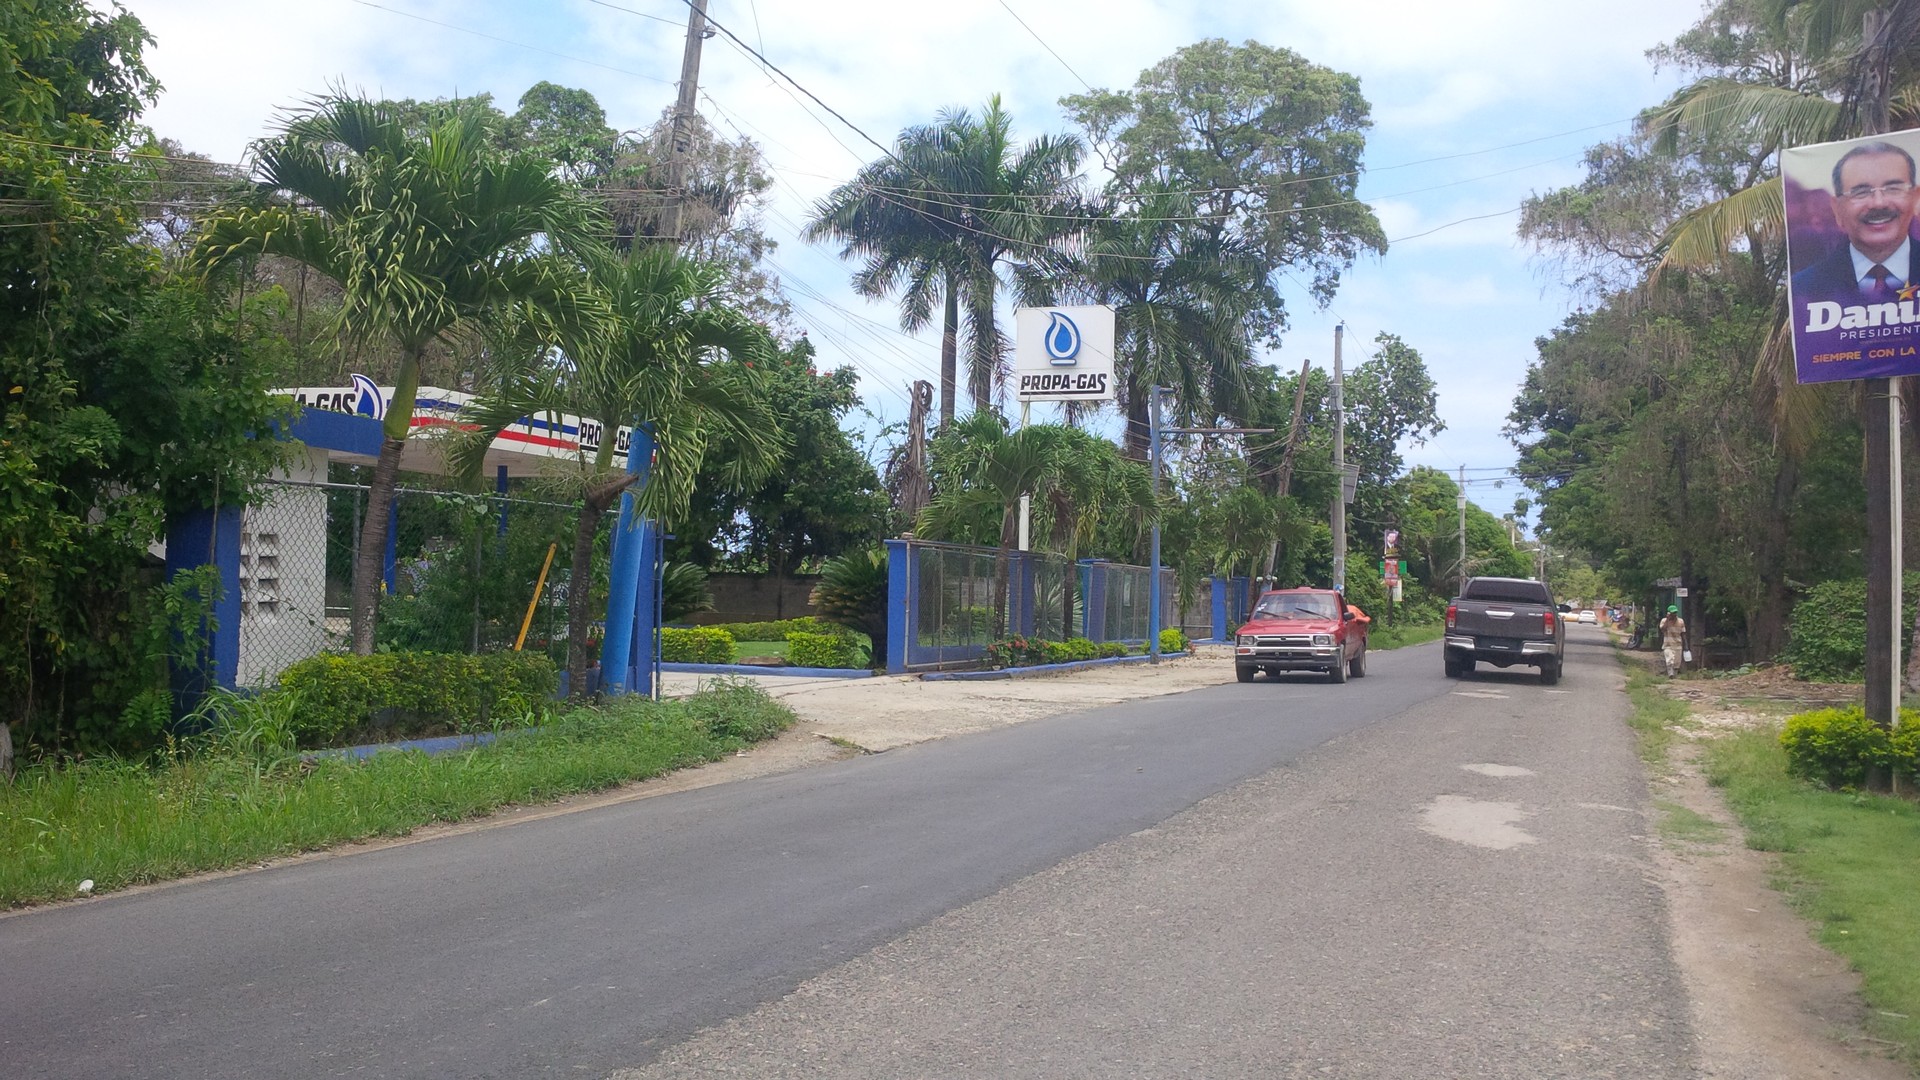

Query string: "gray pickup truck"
[[1444, 576, 1565, 684]]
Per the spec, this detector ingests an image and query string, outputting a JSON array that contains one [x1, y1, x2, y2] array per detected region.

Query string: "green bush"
[[1780, 706, 1891, 789], [659, 626, 738, 665], [785, 631, 861, 669], [709, 616, 849, 643], [1783, 574, 1920, 681], [677, 677, 796, 745], [1888, 712, 1920, 781], [984, 635, 1119, 669], [1159, 627, 1189, 654], [271, 651, 559, 748]]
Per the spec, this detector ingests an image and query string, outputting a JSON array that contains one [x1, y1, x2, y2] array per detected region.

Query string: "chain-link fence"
[[237, 478, 581, 686], [1093, 562, 1178, 645]]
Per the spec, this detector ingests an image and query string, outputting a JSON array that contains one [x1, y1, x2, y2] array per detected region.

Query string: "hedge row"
[[705, 616, 857, 643], [785, 631, 862, 669], [272, 651, 559, 748], [660, 627, 738, 665], [984, 636, 1132, 670]]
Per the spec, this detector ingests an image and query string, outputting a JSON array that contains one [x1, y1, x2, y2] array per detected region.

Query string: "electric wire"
[[995, 0, 1093, 90]]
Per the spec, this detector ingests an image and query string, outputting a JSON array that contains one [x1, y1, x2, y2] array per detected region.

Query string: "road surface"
[[1, 625, 1686, 1078]]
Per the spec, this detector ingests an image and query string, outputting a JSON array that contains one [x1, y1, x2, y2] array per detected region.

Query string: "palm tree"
[[919, 418, 1157, 640], [193, 94, 605, 654], [1054, 190, 1265, 458], [449, 246, 784, 699], [806, 96, 1085, 424]]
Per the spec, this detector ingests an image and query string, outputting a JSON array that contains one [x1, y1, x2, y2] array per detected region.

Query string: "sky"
[[123, 0, 1710, 528]]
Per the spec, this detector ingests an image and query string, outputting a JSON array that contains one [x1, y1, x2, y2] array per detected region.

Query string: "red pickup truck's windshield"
[[1252, 594, 1338, 620]]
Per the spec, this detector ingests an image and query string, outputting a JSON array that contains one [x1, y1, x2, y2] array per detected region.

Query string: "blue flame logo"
[[1044, 311, 1081, 365], [350, 373, 387, 420]]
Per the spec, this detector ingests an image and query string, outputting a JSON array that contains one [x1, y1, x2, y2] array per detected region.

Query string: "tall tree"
[[1052, 189, 1265, 458], [672, 336, 888, 575], [451, 246, 784, 698], [1063, 39, 1387, 346], [1, 0, 290, 762], [193, 94, 606, 654], [806, 96, 1085, 423]]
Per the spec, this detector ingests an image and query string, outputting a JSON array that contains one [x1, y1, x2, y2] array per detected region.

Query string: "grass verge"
[[1702, 728, 1920, 1064], [1370, 621, 1444, 651], [0, 679, 795, 910], [1620, 663, 1688, 767]]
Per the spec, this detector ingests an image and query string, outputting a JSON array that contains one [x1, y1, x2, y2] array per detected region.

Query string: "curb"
[[660, 662, 876, 679], [922, 652, 1168, 681]]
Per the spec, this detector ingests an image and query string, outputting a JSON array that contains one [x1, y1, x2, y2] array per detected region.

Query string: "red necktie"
[[1867, 264, 1899, 302]]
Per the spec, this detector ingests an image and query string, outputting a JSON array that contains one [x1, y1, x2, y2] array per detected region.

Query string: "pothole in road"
[[1419, 795, 1538, 850], [1461, 763, 1536, 778]]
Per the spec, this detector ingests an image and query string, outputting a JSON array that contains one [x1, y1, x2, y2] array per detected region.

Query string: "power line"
[[348, 0, 673, 85], [995, 0, 1092, 90]]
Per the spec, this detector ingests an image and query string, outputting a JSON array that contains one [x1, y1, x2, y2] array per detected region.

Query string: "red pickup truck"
[[1234, 587, 1370, 684]]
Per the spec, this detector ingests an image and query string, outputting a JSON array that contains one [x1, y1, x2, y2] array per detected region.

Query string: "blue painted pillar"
[[883, 539, 911, 674], [599, 426, 655, 696], [1211, 576, 1229, 641], [166, 503, 243, 712]]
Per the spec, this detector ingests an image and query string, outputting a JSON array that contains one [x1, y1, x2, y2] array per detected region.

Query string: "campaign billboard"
[[1784, 128, 1920, 383], [1013, 305, 1116, 402]]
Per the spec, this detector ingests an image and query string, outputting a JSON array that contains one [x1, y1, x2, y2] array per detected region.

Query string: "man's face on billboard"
[[1832, 149, 1918, 264]]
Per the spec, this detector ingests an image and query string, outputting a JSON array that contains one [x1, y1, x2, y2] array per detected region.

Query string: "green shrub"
[[1159, 627, 1189, 654], [1783, 574, 1920, 681], [1064, 637, 1098, 662], [1780, 706, 1891, 789], [785, 631, 860, 669], [659, 626, 738, 665], [709, 616, 849, 643], [1888, 711, 1920, 781], [677, 677, 795, 745], [1097, 641, 1130, 659], [1042, 641, 1074, 664], [271, 651, 558, 748]]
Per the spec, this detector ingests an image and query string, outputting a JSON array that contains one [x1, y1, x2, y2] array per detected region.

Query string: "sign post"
[[1783, 128, 1920, 727]]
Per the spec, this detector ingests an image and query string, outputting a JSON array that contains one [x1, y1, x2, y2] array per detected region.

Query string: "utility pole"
[[1457, 465, 1468, 596], [1331, 325, 1347, 593], [658, 0, 711, 245], [1149, 386, 1165, 663], [1861, 4, 1903, 729]]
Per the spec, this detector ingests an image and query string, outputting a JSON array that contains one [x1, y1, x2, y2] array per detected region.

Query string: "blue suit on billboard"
[[1791, 237, 1920, 305]]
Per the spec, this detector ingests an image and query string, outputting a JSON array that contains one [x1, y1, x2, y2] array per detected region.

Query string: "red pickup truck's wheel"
[[1328, 655, 1348, 684], [1350, 643, 1368, 679], [1236, 665, 1256, 683]]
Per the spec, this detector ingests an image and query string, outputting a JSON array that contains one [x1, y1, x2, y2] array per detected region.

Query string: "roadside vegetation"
[[1619, 640, 1920, 1067], [0, 681, 794, 910], [1703, 727, 1920, 1066]]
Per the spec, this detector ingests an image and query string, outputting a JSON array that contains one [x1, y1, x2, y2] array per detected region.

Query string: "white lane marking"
[[1419, 795, 1538, 850], [1543, 689, 1573, 694], [1578, 802, 1635, 813], [1453, 690, 1509, 699], [1462, 763, 1535, 778]]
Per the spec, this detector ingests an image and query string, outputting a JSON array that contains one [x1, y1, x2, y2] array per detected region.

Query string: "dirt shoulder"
[[1630, 651, 1908, 1079]]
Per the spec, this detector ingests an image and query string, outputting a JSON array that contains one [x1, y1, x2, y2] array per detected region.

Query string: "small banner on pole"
[[1784, 128, 1920, 383]]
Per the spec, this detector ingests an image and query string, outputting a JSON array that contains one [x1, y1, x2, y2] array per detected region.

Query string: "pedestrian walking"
[[1659, 605, 1687, 677]]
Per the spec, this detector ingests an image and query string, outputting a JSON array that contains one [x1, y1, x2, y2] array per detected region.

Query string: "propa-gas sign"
[[1014, 305, 1115, 402]]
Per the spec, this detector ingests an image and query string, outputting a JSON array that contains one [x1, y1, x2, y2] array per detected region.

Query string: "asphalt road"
[[1, 624, 1689, 1079]]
